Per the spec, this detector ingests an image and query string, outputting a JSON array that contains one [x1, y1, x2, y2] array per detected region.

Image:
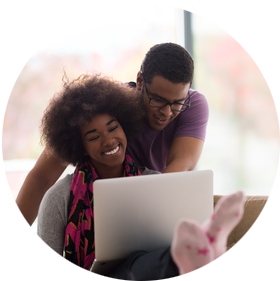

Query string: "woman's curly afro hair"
[[41, 74, 145, 166]]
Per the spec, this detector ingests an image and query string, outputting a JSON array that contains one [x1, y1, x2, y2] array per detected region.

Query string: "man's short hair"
[[140, 42, 194, 85]]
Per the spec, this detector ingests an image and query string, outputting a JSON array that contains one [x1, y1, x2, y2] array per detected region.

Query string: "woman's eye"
[[109, 125, 118, 132], [89, 136, 99, 141]]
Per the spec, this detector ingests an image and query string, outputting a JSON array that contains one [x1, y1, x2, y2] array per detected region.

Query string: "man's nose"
[[159, 104, 173, 117]]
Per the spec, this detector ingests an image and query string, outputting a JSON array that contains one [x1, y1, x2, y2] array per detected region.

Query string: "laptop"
[[91, 170, 213, 274]]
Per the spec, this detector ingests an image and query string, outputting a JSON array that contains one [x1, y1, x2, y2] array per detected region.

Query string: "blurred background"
[[2, 3, 279, 206]]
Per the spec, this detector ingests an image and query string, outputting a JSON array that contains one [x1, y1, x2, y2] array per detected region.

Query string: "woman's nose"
[[102, 135, 115, 147]]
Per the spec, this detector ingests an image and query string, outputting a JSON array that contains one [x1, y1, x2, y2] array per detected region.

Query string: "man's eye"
[[153, 97, 165, 103], [174, 101, 184, 105]]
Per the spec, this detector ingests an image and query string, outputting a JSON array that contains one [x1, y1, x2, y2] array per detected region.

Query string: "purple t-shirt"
[[126, 89, 209, 172]]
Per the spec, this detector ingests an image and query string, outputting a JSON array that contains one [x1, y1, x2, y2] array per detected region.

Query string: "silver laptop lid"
[[93, 170, 213, 261]]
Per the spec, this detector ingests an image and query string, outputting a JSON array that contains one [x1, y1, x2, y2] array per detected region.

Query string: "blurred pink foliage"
[[3, 48, 145, 160]]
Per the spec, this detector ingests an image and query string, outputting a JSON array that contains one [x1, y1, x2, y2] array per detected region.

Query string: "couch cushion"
[[214, 195, 268, 250]]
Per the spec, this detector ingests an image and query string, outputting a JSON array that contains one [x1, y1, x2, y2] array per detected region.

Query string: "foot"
[[171, 219, 214, 275], [202, 191, 245, 258]]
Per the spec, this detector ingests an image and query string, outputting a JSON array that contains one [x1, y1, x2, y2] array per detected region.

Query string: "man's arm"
[[16, 148, 67, 225], [163, 136, 204, 173]]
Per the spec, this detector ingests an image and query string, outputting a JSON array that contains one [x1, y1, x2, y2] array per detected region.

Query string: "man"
[[16, 42, 209, 225]]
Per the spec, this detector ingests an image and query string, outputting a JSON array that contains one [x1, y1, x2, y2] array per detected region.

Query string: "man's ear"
[[136, 71, 143, 90]]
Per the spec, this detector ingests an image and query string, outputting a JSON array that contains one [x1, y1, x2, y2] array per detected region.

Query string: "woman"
[[38, 74, 245, 279], [38, 73, 148, 267]]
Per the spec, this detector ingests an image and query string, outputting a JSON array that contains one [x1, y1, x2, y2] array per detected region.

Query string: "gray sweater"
[[37, 168, 160, 256]]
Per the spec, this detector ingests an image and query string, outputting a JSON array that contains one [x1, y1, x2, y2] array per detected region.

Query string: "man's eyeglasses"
[[143, 82, 191, 112]]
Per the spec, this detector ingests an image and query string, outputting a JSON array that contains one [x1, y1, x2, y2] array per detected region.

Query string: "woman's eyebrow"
[[106, 118, 117, 126], [84, 128, 97, 137]]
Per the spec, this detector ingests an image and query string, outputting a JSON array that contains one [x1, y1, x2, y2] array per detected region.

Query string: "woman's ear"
[[136, 71, 143, 91]]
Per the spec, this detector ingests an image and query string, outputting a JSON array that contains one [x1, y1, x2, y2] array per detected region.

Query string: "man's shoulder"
[[188, 89, 206, 100], [181, 89, 208, 115]]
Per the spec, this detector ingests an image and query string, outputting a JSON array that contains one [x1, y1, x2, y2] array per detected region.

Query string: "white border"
[[1, 0, 279, 280]]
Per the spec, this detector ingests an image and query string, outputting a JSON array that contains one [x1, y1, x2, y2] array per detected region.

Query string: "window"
[[3, 4, 185, 198], [3, 6, 279, 199], [190, 13, 279, 195]]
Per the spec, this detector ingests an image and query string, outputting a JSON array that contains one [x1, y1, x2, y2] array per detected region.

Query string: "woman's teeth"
[[104, 145, 120, 156]]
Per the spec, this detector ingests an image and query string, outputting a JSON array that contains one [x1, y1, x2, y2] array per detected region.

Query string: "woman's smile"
[[102, 144, 121, 156]]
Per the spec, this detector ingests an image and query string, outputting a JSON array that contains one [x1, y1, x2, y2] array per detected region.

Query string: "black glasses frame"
[[143, 81, 191, 112]]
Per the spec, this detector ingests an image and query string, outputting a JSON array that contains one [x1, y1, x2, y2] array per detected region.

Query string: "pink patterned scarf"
[[64, 154, 141, 270]]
